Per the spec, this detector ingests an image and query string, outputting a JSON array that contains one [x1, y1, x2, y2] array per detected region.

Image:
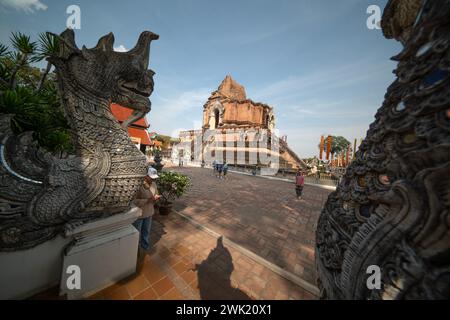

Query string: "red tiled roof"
[[128, 127, 152, 145], [111, 103, 149, 128]]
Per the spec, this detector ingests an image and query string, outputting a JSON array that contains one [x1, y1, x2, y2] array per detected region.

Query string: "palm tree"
[[0, 43, 8, 61], [36, 32, 59, 92], [8, 32, 37, 89], [0, 43, 10, 88]]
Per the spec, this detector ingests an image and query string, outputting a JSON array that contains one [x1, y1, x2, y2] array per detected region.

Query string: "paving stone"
[[161, 287, 184, 300], [152, 276, 175, 297], [103, 286, 130, 300], [180, 270, 197, 285], [134, 287, 158, 300], [125, 274, 150, 298], [142, 260, 166, 285]]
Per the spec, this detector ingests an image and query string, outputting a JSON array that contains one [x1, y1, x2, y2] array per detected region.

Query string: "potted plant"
[[156, 171, 190, 215]]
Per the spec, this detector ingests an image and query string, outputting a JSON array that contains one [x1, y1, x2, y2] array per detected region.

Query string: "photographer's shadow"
[[194, 237, 251, 300]]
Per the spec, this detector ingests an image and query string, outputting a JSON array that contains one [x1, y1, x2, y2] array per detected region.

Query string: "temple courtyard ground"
[[89, 167, 331, 300]]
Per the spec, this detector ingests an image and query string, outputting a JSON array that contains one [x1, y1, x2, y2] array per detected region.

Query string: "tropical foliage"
[[153, 134, 179, 150], [0, 31, 73, 153], [156, 171, 190, 205], [319, 135, 351, 157]]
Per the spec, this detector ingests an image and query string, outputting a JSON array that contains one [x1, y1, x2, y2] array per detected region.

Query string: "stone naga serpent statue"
[[0, 29, 159, 251], [315, 0, 450, 299]]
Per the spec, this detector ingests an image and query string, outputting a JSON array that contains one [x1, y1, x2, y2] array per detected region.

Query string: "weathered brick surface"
[[83, 167, 328, 300], [41, 207, 315, 300], [170, 167, 330, 284]]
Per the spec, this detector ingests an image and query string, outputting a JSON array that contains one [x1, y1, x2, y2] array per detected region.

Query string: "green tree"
[[0, 31, 73, 153], [154, 134, 178, 150], [36, 32, 59, 91], [0, 84, 73, 153], [0, 43, 10, 88], [8, 32, 38, 89], [319, 135, 351, 157]]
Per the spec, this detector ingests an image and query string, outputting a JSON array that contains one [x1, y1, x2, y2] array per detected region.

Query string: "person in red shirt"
[[295, 168, 305, 200]]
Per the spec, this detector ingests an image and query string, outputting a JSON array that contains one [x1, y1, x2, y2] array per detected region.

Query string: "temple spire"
[[217, 75, 246, 100]]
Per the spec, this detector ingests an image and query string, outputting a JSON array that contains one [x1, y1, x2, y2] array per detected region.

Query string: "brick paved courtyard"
[[88, 212, 317, 300], [83, 166, 332, 300], [169, 167, 331, 289]]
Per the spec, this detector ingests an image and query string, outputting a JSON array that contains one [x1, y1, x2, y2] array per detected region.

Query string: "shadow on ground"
[[195, 237, 250, 300], [149, 212, 167, 253]]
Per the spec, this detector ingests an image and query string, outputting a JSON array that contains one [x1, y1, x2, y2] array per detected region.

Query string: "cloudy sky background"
[[0, 0, 401, 157]]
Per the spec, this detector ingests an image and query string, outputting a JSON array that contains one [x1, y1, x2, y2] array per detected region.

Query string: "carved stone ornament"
[[0, 29, 159, 251], [316, 0, 450, 299]]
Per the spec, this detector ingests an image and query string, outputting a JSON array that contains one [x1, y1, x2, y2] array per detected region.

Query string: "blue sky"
[[0, 0, 401, 157]]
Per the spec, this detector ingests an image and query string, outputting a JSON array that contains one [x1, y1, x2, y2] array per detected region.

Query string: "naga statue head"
[[0, 30, 160, 251], [48, 29, 159, 127], [381, 0, 423, 44]]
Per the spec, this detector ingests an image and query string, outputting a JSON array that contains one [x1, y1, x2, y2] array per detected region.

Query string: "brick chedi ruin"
[[173, 75, 307, 170], [202, 75, 275, 131]]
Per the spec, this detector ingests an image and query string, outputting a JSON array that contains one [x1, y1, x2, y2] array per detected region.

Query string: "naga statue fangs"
[[316, 0, 450, 299], [0, 29, 159, 251]]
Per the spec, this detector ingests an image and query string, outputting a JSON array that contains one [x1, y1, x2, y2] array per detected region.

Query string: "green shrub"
[[0, 31, 74, 154], [156, 171, 190, 205], [0, 85, 74, 153]]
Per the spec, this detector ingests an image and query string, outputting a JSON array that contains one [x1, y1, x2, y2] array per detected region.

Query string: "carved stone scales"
[[0, 30, 159, 251], [315, 0, 450, 299]]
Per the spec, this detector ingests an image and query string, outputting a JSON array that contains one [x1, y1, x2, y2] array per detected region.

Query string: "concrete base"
[[0, 235, 71, 300], [60, 207, 141, 299], [0, 206, 141, 300]]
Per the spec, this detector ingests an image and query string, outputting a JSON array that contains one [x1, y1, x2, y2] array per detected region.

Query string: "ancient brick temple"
[[202, 75, 275, 131], [174, 75, 306, 170]]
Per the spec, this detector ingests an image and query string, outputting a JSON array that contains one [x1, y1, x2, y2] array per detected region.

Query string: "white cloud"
[[281, 99, 378, 120], [248, 58, 393, 103], [0, 0, 47, 13], [275, 98, 378, 157], [240, 57, 396, 158], [146, 88, 211, 136], [113, 44, 127, 52]]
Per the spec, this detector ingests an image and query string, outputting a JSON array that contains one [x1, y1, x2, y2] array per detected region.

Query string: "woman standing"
[[295, 169, 305, 200], [133, 167, 160, 257]]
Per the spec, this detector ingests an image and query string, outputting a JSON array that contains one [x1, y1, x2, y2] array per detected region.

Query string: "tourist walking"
[[222, 161, 228, 179], [212, 160, 217, 174], [133, 167, 160, 261], [295, 169, 305, 200], [216, 161, 223, 179]]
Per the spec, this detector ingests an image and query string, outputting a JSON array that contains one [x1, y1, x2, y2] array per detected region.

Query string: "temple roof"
[[111, 103, 149, 128], [216, 75, 247, 100], [127, 127, 152, 145], [110, 103, 152, 146]]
